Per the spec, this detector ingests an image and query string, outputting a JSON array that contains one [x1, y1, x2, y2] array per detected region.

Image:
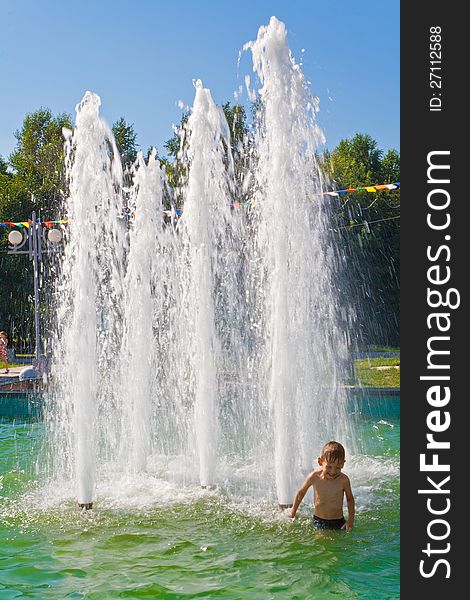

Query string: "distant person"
[[0, 331, 9, 374], [288, 441, 355, 530]]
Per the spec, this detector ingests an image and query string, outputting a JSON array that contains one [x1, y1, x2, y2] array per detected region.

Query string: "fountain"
[[245, 16, 352, 505], [48, 91, 127, 508], [120, 149, 166, 474], [45, 17, 353, 509], [177, 80, 240, 488]]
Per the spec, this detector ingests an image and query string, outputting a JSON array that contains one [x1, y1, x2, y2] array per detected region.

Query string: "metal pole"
[[31, 211, 41, 362]]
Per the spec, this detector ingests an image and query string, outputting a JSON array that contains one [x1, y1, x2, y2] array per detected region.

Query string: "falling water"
[[45, 18, 353, 508], [245, 17, 352, 504], [177, 80, 238, 487], [47, 92, 126, 505], [120, 150, 166, 472]]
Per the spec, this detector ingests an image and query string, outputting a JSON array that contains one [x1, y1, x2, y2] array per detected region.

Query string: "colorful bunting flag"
[[1, 183, 399, 229], [0, 219, 68, 228]]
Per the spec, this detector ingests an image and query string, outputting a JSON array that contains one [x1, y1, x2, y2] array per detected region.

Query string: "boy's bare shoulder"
[[307, 470, 321, 483], [298, 470, 318, 492]]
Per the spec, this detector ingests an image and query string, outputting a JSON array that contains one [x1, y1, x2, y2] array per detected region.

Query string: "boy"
[[288, 441, 355, 530]]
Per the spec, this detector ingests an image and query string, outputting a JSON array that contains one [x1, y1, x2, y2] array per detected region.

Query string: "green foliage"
[[381, 149, 400, 183], [161, 112, 189, 200], [222, 102, 251, 202], [8, 108, 72, 215], [326, 133, 383, 187], [0, 252, 35, 350], [112, 117, 138, 168], [0, 108, 72, 345], [0, 156, 8, 174], [322, 133, 400, 346], [222, 102, 248, 149]]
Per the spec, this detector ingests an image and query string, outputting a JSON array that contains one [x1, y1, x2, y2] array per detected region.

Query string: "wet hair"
[[320, 441, 345, 464]]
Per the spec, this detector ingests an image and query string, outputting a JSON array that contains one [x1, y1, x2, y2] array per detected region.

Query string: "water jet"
[[46, 16, 353, 511]]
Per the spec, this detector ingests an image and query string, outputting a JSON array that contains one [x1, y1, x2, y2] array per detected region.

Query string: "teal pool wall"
[[1, 389, 400, 419], [347, 388, 400, 419], [0, 393, 43, 418]]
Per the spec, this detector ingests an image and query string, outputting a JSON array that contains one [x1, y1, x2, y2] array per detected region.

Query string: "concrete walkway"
[[0, 365, 34, 388], [0, 365, 29, 377]]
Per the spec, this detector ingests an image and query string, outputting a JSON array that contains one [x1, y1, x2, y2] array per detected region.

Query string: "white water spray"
[[178, 80, 237, 487], [45, 18, 354, 509], [246, 17, 351, 504], [120, 150, 166, 472], [48, 92, 126, 505]]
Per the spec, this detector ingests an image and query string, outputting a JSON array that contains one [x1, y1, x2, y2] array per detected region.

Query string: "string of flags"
[[0, 219, 68, 229], [0, 182, 399, 228], [231, 182, 400, 208], [323, 182, 400, 197]]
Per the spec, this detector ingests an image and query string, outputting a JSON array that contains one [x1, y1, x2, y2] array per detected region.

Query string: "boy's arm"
[[288, 472, 315, 518], [341, 476, 355, 530]]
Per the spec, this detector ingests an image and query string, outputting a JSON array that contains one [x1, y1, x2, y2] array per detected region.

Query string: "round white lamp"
[[47, 228, 63, 244], [8, 229, 23, 246]]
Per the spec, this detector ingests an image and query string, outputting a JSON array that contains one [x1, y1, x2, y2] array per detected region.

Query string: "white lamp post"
[[7, 211, 63, 362]]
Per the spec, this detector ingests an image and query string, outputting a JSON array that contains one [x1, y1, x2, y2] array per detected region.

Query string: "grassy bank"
[[355, 356, 400, 388]]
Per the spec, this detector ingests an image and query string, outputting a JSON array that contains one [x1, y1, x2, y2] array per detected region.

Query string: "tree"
[[0, 156, 13, 214], [112, 117, 138, 169], [323, 133, 383, 188], [381, 149, 400, 184], [0, 156, 8, 175], [322, 134, 400, 347], [221, 102, 251, 203], [222, 102, 248, 150], [161, 111, 189, 202], [8, 108, 73, 216]]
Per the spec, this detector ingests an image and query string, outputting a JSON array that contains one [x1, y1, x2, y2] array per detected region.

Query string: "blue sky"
[[0, 0, 399, 161]]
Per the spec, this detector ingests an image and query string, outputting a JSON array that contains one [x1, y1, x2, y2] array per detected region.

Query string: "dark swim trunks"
[[313, 515, 346, 530]]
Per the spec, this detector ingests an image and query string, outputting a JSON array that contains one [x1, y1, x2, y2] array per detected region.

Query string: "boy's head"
[[318, 441, 345, 480]]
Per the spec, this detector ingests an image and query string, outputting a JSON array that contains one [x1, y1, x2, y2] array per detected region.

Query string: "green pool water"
[[0, 415, 399, 599]]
